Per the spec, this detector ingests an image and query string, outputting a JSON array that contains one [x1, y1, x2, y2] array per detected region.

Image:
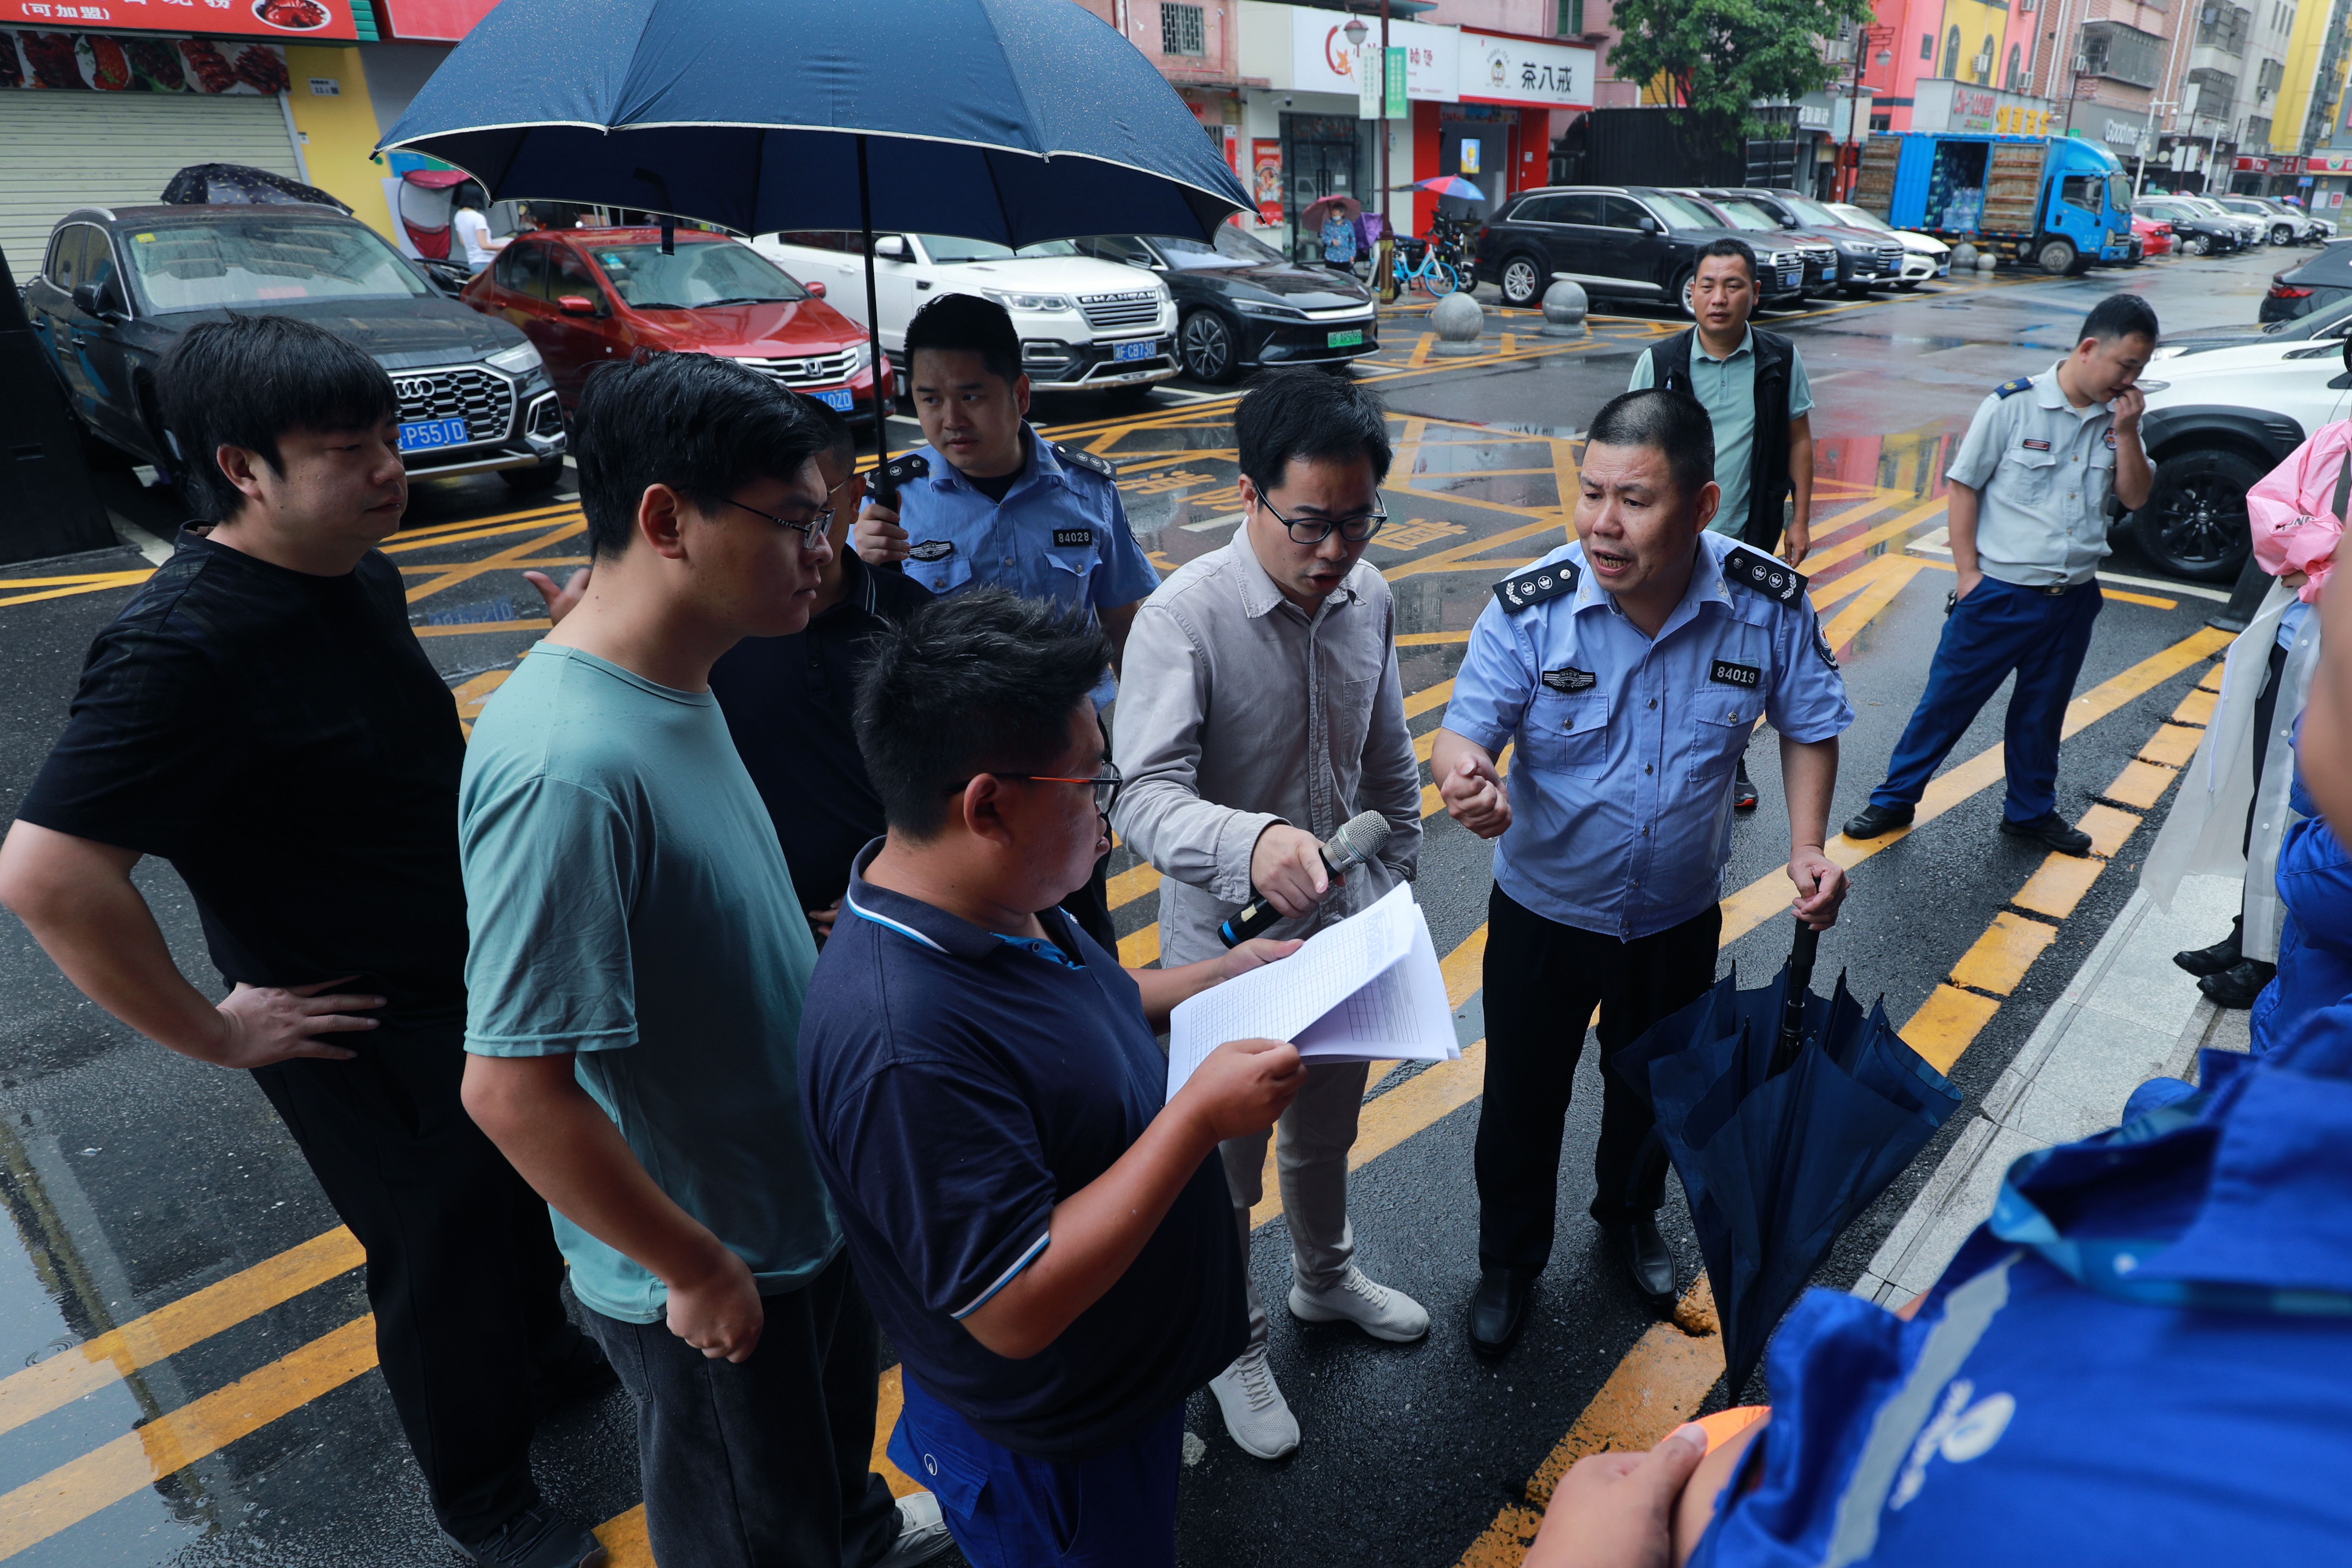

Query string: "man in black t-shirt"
[[0, 317, 604, 1568]]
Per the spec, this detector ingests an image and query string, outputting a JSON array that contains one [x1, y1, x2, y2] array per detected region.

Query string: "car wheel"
[[2135, 447, 2261, 583], [1675, 268, 1698, 319], [2037, 237, 2078, 275], [501, 458, 566, 492], [2186, 232, 2211, 256], [1178, 308, 1239, 385], [2273, 223, 2296, 246], [1499, 256, 1545, 308]]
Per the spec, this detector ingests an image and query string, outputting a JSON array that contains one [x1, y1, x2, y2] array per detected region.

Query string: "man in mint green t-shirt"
[[460, 352, 950, 1568]]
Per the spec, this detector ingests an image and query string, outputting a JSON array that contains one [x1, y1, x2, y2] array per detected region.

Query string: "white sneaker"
[[875, 1489, 955, 1567], [1207, 1343, 1300, 1460], [1288, 1264, 1431, 1343]]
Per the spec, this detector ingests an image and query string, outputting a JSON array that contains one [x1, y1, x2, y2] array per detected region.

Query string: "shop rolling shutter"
[[0, 91, 303, 284]]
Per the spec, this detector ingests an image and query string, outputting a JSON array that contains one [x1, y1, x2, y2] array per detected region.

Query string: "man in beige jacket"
[[1110, 369, 1427, 1461]]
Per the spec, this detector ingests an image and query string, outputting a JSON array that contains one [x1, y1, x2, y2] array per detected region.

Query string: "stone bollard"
[[1432, 290, 1485, 355], [1949, 241, 1977, 272], [1975, 249, 1997, 273], [1540, 275, 1589, 338]]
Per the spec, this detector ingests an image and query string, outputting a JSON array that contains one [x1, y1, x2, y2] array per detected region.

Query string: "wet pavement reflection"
[[0, 245, 2291, 1565]]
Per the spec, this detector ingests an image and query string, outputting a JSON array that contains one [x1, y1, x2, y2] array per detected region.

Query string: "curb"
[[1853, 870, 2251, 1307]]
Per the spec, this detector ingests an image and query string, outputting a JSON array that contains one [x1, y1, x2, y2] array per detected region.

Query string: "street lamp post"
[[1344, 8, 1396, 300]]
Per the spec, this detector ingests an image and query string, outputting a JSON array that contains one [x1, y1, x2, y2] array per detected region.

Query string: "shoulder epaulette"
[[1493, 560, 1579, 615], [1722, 546, 1807, 606], [1995, 378, 2033, 399], [1051, 442, 1118, 478]]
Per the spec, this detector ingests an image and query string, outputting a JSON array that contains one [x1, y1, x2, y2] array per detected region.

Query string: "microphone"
[[1217, 810, 1394, 949]]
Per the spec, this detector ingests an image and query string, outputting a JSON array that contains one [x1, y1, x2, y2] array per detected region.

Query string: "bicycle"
[[1390, 235, 1461, 298]]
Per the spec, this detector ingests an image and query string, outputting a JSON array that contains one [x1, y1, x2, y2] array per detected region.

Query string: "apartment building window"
[[2197, 5, 2250, 55], [1557, 0, 1584, 35], [2078, 21, 2164, 88], [2257, 57, 2285, 97], [1161, 2, 1205, 56]]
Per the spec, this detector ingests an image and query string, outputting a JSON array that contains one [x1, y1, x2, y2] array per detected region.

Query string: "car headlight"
[[487, 341, 544, 376], [982, 288, 1073, 313], [849, 340, 873, 371], [1233, 298, 1306, 319]]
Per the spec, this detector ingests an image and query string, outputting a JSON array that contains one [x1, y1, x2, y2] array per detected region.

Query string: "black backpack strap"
[[2332, 445, 2351, 523]]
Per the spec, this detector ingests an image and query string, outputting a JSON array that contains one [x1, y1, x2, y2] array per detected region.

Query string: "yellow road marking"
[[1817, 556, 1927, 652], [1386, 518, 1565, 580], [0, 1226, 362, 1439], [2104, 589, 2178, 610], [1405, 678, 1456, 721], [1410, 333, 1434, 368], [1452, 1278, 1724, 1567], [2011, 855, 2103, 922], [414, 619, 552, 638], [0, 570, 154, 588], [1801, 495, 1950, 574], [2104, 759, 2177, 810], [0, 575, 156, 609], [1947, 911, 2060, 995], [2139, 721, 2204, 769], [2174, 687, 2218, 725], [1898, 986, 2004, 1073], [1399, 630, 1474, 646], [404, 521, 585, 605], [0, 1315, 379, 1559]]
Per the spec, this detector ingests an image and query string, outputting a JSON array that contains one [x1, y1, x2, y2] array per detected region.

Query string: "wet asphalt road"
[[0, 244, 2288, 1567]]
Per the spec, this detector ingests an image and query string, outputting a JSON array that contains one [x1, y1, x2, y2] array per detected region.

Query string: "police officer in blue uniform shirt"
[[1844, 294, 2157, 857], [855, 293, 1160, 945], [1431, 389, 1853, 1353]]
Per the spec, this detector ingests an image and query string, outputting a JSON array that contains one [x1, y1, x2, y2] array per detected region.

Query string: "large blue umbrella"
[[378, 0, 1250, 461]]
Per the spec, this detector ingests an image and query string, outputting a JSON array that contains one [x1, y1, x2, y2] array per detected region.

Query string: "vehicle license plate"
[[398, 417, 468, 452], [1113, 339, 1158, 363], [816, 387, 855, 411], [1781, 271, 1801, 289], [1327, 328, 1365, 348]]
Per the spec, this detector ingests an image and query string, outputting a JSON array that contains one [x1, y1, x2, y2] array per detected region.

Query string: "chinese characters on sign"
[[1252, 138, 1283, 224]]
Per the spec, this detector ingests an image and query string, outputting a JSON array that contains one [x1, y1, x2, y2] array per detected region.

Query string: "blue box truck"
[[1853, 131, 2134, 275]]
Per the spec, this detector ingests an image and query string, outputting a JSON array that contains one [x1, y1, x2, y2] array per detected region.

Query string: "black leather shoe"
[[2199, 958, 2276, 1010], [1999, 811, 2092, 856], [1606, 1217, 1678, 1315], [1468, 1268, 1533, 1358], [1843, 802, 1914, 839], [449, 1506, 607, 1568], [1732, 759, 1760, 813], [2172, 934, 2243, 979]]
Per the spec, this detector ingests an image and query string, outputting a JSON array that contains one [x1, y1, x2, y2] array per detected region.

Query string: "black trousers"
[[250, 1022, 569, 1540], [584, 1251, 900, 1568], [1475, 888, 1723, 1274]]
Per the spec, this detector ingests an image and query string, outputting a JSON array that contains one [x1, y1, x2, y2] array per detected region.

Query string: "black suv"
[[1693, 188, 1905, 296], [25, 204, 567, 498], [1475, 186, 1813, 315]]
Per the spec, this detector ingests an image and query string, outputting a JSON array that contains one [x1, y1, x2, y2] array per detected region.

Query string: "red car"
[[460, 227, 889, 418], [2132, 214, 2176, 258]]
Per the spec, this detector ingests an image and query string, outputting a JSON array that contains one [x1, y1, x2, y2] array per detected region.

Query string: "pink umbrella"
[[2248, 419, 2348, 602]]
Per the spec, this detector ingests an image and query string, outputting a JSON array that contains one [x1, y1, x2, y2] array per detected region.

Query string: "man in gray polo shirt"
[[1111, 369, 1427, 1461], [1846, 293, 2157, 855], [1630, 236, 1816, 811]]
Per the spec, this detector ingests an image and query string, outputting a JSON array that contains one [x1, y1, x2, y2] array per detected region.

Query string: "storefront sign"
[[1384, 43, 1404, 119], [2236, 155, 2271, 172], [2308, 151, 2352, 174], [1457, 30, 1593, 109], [0, 25, 292, 86], [1283, 6, 1456, 103], [1356, 31, 1378, 119], [3, 0, 354, 42], [2100, 115, 2148, 150], [1909, 78, 2056, 136], [1252, 137, 1282, 223], [373, 0, 496, 41]]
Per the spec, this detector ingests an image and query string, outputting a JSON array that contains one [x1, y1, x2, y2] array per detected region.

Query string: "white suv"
[[2127, 328, 2352, 580], [752, 230, 1179, 394]]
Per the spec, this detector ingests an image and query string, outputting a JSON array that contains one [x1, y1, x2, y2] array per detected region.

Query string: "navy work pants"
[[1475, 888, 1723, 1273], [583, 1252, 901, 1568], [890, 1372, 1183, 1568], [1871, 576, 2103, 822]]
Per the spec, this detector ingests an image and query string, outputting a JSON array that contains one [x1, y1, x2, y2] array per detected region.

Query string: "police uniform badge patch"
[[1052, 529, 1094, 548], [1709, 659, 1762, 688], [906, 539, 956, 563], [2105, 428, 2118, 449], [1051, 442, 1118, 478], [1494, 560, 1580, 614], [1995, 377, 2034, 399], [1813, 611, 1840, 670], [1721, 546, 1807, 606], [1541, 667, 1596, 693]]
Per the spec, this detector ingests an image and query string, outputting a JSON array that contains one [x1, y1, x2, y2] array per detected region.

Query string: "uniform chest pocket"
[[1520, 691, 1610, 777], [1998, 443, 2059, 503], [905, 547, 974, 596], [1689, 691, 1764, 781], [1044, 530, 1102, 585]]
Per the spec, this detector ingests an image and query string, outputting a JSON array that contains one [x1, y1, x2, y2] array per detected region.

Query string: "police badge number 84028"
[[1495, 560, 1580, 615]]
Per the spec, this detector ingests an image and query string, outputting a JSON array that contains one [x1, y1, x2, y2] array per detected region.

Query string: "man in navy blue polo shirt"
[[800, 588, 1308, 1568]]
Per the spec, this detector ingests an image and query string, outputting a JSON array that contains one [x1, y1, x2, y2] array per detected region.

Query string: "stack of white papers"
[[1167, 883, 1461, 1100]]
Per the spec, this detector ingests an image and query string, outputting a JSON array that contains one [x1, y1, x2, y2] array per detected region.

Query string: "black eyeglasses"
[[1252, 488, 1388, 545], [699, 492, 833, 548], [942, 761, 1124, 815]]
